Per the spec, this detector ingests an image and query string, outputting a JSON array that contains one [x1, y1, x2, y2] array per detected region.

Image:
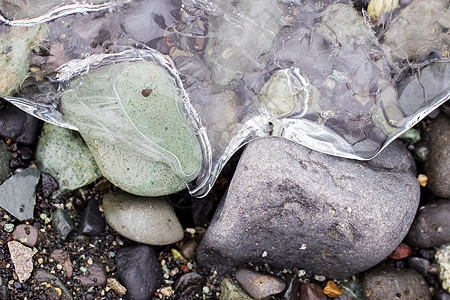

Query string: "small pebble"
[[323, 281, 343, 298], [8, 241, 34, 283], [180, 239, 198, 260], [12, 224, 40, 247], [418, 174, 428, 187], [50, 249, 73, 278], [299, 283, 327, 300], [78, 262, 107, 287], [107, 278, 127, 296], [52, 209, 74, 240], [235, 268, 286, 299], [389, 243, 413, 260], [314, 275, 326, 282], [4, 223, 14, 233]]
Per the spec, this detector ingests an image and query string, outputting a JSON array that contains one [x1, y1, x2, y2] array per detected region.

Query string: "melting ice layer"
[[1, 0, 449, 197]]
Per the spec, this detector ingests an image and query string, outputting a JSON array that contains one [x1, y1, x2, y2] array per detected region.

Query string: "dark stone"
[[197, 138, 420, 278], [180, 239, 198, 260], [50, 249, 73, 278], [0, 104, 39, 145], [408, 257, 430, 277], [175, 272, 204, 295], [281, 275, 299, 300], [33, 269, 73, 300], [420, 249, 436, 261], [423, 115, 450, 198], [18, 146, 33, 161], [40, 173, 59, 199], [405, 200, 450, 248], [362, 265, 431, 300], [12, 224, 40, 247], [52, 209, 74, 240], [434, 292, 450, 300], [116, 245, 161, 300], [78, 262, 107, 287], [299, 283, 327, 300], [234, 268, 286, 299], [78, 198, 104, 237]]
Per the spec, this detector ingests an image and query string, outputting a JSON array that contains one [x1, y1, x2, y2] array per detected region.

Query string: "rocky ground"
[[0, 101, 449, 300]]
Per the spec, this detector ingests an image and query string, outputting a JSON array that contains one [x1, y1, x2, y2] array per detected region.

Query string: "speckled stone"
[[235, 268, 286, 299], [61, 60, 202, 197], [36, 123, 101, 195], [8, 241, 34, 283], [0, 141, 10, 184], [219, 278, 253, 300]]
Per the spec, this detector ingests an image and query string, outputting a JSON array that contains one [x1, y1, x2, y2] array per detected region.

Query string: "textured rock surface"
[[8, 241, 34, 283], [36, 123, 101, 195], [436, 245, 450, 293], [197, 137, 420, 278], [235, 268, 286, 299], [362, 265, 431, 300], [406, 200, 450, 248], [116, 245, 161, 300], [422, 116, 450, 198], [103, 192, 184, 245], [12, 224, 40, 247], [61, 60, 202, 197], [0, 104, 40, 145], [0, 141, 10, 184], [219, 278, 253, 300], [0, 168, 40, 221]]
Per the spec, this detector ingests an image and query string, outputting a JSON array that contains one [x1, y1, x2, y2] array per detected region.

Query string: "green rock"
[[0, 24, 47, 97], [61, 60, 202, 197], [219, 278, 254, 300], [3, 223, 14, 233], [52, 209, 74, 240], [399, 128, 421, 144], [36, 123, 102, 196], [0, 140, 11, 184], [103, 191, 184, 245], [0, 168, 40, 221]]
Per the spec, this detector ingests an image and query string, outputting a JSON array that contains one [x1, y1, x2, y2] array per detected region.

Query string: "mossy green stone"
[[36, 123, 102, 195], [61, 60, 202, 196]]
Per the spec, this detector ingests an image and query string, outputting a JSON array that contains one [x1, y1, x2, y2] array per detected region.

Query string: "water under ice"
[[1, 0, 449, 197]]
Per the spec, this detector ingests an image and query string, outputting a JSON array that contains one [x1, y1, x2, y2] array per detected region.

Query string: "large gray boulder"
[[197, 137, 420, 278]]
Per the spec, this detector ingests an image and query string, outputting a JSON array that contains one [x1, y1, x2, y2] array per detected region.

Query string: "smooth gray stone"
[[423, 116, 450, 198], [362, 265, 431, 300], [103, 191, 184, 245], [405, 200, 450, 248], [235, 268, 286, 299], [197, 137, 420, 278], [52, 209, 74, 240], [36, 123, 101, 196], [0, 168, 40, 221]]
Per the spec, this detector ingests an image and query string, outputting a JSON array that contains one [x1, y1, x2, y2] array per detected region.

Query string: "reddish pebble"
[[389, 243, 413, 260], [181, 265, 189, 273], [299, 283, 327, 300], [12, 224, 40, 247]]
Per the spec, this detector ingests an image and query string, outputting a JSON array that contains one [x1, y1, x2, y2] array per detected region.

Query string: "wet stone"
[[103, 191, 183, 245], [8, 241, 34, 283], [52, 209, 74, 240], [175, 272, 204, 295], [180, 239, 198, 260], [36, 123, 101, 196], [0, 167, 40, 221], [50, 249, 73, 278], [40, 173, 59, 199], [406, 200, 450, 248], [78, 262, 107, 287], [408, 257, 430, 277], [116, 245, 161, 300], [422, 116, 450, 198], [12, 224, 40, 247], [362, 265, 431, 300], [0, 104, 40, 145], [299, 283, 327, 300], [78, 198, 104, 237], [235, 268, 286, 299], [219, 278, 253, 300]]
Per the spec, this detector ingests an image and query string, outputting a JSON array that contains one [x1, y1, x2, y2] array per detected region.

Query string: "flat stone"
[[12, 224, 40, 247], [8, 241, 34, 283], [50, 249, 73, 278], [116, 245, 161, 300], [235, 268, 286, 299], [362, 265, 431, 300], [36, 123, 101, 195], [78, 262, 107, 287], [52, 209, 74, 240], [197, 138, 420, 278], [0, 168, 40, 221], [61, 60, 202, 197], [219, 278, 253, 300], [422, 116, 450, 198], [78, 198, 104, 237], [103, 191, 183, 245], [405, 200, 450, 248], [175, 272, 204, 295]]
